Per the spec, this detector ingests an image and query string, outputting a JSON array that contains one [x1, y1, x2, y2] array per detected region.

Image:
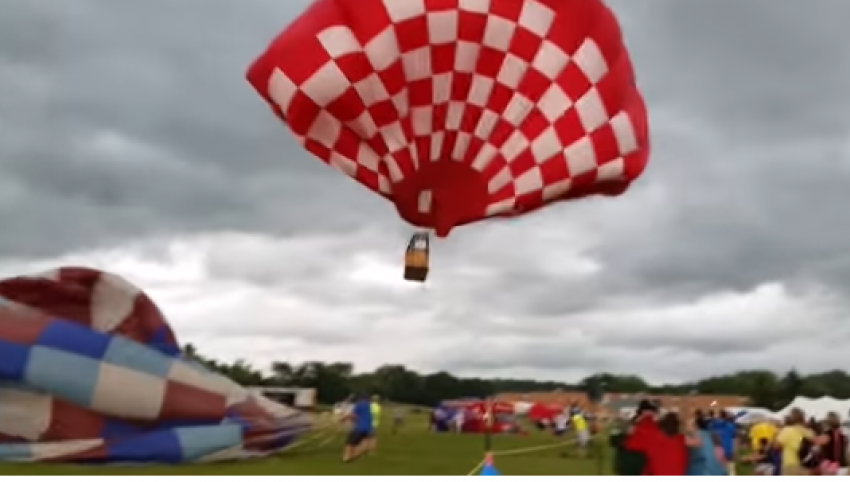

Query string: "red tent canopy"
[[462, 401, 514, 416], [527, 403, 564, 422], [449, 400, 517, 433]]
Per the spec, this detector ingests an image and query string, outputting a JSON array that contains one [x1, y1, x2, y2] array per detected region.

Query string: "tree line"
[[183, 344, 850, 410]]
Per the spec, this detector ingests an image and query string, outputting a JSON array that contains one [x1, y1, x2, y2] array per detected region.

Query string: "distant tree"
[[778, 369, 804, 407], [180, 346, 850, 409]]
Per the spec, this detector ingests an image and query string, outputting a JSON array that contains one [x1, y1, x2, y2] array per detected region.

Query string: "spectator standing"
[[709, 410, 738, 475], [610, 400, 657, 475], [748, 437, 777, 476], [571, 408, 590, 458], [818, 411, 848, 475], [624, 410, 689, 475], [750, 419, 778, 451], [687, 415, 728, 476], [775, 407, 816, 475]]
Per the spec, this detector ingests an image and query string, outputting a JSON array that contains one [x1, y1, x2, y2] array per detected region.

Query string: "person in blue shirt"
[[343, 394, 373, 463], [709, 410, 737, 475], [750, 437, 779, 475], [687, 415, 728, 475]]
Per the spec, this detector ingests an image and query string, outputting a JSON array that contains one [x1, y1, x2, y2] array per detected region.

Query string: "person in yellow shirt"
[[571, 409, 590, 457], [750, 419, 778, 450], [775, 409, 815, 475], [365, 395, 382, 454]]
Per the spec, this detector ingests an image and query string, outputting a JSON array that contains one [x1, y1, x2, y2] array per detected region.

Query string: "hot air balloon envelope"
[[248, 0, 649, 237]]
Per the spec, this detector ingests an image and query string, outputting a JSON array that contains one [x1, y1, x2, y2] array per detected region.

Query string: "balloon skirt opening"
[[393, 161, 490, 237]]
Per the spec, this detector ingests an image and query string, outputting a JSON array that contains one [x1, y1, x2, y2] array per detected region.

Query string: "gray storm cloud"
[[1, 0, 849, 381]]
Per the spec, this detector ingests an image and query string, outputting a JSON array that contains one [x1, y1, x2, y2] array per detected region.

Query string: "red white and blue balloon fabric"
[[0, 267, 310, 463], [248, 0, 649, 236]]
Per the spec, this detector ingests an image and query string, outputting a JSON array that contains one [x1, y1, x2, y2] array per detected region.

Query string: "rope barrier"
[[465, 459, 485, 476], [288, 414, 600, 476], [494, 438, 577, 456], [464, 438, 583, 475], [275, 420, 340, 456], [310, 431, 340, 450]]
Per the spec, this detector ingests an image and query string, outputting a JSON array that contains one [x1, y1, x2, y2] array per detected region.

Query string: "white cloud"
[[1, 231, 845, 384], [3, 0, 850, 387]]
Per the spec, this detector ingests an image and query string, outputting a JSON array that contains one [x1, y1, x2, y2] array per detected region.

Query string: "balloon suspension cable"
[[421, 230, 432, 290], [420, 229, 434, 291]]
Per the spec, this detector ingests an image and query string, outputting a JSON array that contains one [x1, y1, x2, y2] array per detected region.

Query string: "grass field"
[[0, 412, 758, 476], [0, 417, 610, 476]]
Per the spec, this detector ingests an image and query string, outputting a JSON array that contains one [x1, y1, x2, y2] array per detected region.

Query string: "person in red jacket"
[[625, 408, 689, 475]]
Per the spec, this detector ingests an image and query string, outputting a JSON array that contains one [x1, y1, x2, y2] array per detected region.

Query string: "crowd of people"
[[334, 393, 850, 475], [611, 400, 850, 476]]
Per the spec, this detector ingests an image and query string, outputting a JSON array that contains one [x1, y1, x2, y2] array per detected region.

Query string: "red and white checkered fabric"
[[247, 0, 649, 236], [0, 267, 178, 346]]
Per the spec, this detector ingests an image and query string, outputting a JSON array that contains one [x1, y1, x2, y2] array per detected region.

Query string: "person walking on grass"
[[342, 393, 373, 463], [571, 407, 590, 458], [554, 410, 569, 457], [553, 411, 568, 437], [392, 405, 405, 434], [364, 395, 382, 454]]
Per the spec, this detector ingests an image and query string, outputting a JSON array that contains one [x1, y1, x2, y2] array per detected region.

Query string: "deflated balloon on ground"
[[0, 267, 310, 463]]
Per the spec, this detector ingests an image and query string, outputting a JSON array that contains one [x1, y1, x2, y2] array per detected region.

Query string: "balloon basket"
[[404, 266, 428, 282], [403, 232, 430, 282]]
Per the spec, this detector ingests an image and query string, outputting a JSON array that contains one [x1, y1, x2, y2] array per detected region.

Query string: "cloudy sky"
[[1, 0, 849, 384]]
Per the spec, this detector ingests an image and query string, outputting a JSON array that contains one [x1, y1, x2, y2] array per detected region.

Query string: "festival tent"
[[526, 403, 564, 423], [434, 400, 517, 434], [728, 406, 781, 424], [0, 267, 311, 463], [432, 398, 481, 432], [512, 402, 533, 415], [463, 401, 516, 433], [778, 396, 850, 421], [431, 404, 459, 432]]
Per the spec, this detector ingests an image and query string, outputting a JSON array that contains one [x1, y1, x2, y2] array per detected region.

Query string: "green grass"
[[0, 412, 758, 476], [0, 420, 609, 476]]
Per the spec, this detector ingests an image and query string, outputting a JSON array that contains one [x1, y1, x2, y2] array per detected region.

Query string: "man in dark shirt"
[[820, 412, 848, 475], [342, 394, 373, 463]]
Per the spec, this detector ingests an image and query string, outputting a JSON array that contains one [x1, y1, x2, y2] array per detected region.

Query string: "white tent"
[[512, 401, 533, 415], [730, 406, 781, 424], [778, 396, 850, 421]]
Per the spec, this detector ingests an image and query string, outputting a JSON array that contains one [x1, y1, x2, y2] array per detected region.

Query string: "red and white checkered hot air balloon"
[[247, 0, 649, 281]]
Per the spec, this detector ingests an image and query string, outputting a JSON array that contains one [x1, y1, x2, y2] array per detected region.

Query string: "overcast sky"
[[1, 0, 849, 384]]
